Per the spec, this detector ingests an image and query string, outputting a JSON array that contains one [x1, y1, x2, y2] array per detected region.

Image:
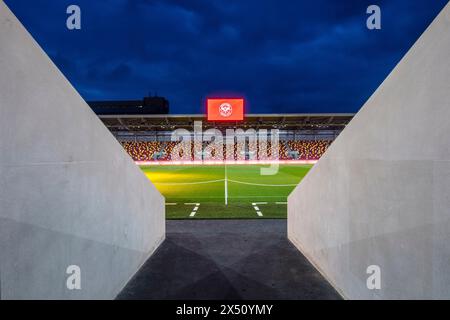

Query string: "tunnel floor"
[[117, 219, 341, 300]]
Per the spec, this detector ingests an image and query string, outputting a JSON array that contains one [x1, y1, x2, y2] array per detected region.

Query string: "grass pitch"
[[140, 164, 312, 219]]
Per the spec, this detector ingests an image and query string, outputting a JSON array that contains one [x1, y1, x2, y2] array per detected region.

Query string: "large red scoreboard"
[[207, 98, 244, 121]]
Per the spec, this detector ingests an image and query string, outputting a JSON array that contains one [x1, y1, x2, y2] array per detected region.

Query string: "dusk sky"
[[4, 0, 449, 114]]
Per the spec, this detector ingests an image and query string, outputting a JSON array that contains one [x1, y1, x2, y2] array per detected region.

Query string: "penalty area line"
[[252, 202, 265, 217], [187, 203, 200, 218]]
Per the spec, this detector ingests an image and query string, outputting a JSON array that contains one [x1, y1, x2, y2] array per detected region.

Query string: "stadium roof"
[[99, 113, 354, 132]]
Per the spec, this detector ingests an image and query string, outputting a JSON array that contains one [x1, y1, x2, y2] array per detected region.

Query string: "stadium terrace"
[[91, 99, 354, 165]]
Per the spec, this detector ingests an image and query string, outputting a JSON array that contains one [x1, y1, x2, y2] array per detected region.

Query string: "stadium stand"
[[287, 140, 332, 160], [121, 141, 161, 161], [120, 139, 332, 162], [97, 113, 353, 163]]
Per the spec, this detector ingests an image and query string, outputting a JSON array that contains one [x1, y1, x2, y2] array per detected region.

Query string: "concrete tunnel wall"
[[288, 3, 450, 299], [0, 1, 165, 299]]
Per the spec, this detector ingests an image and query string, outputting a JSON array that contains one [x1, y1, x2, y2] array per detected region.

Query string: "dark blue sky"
[[4, 0, 449, 114]]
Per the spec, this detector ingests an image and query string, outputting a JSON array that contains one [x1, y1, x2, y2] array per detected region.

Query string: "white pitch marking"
[[275, 202, 287, 205], [224, 164, 228, 206], [252, 202, 265, 217], [166, 203, 177, 205], [228, 179, 297, 187], [185, 203, 200, 206], [155, 179, 224, 186], [188, 203, 200, 218]]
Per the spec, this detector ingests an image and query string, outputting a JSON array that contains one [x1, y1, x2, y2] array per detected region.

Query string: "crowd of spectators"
[[287, 140, 332, 160], [121, 140, 331, 161], [121, 141, 161, 161]]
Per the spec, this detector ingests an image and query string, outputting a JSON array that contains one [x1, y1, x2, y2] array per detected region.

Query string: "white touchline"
[[252, 202, 268, 205], [275, 202, 287, 204], [185, 203, 200, 205], [166, 203, 177, 205]]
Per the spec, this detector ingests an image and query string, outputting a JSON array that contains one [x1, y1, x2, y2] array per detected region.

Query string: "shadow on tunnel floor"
[[117, 219, 341, 300]]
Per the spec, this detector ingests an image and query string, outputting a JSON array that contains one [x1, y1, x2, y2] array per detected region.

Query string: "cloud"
[[4, 0, 449, 113]]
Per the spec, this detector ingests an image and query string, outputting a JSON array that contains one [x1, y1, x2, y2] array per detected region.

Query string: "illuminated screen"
[[207, 98, 244, 121]]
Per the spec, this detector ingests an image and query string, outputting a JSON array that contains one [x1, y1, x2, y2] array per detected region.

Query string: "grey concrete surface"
[[0, 1, 165, 299], [288, 3, 450, 299], [118, 220, 341, 300]]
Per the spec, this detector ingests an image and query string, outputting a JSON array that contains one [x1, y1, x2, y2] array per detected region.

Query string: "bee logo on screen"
[[207, 98, 244, 121], [219, 102, 233, 118]]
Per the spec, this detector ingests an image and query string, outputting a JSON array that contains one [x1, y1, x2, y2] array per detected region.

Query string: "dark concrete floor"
[[117, 219, 341, 300]]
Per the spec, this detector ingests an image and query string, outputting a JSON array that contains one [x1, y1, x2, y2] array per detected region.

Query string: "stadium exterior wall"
[[288, 3, 450, 299], [0, 2, 165, 299]]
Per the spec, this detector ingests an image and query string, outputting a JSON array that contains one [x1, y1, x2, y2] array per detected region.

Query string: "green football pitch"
[[140, 164, 312, 219]]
